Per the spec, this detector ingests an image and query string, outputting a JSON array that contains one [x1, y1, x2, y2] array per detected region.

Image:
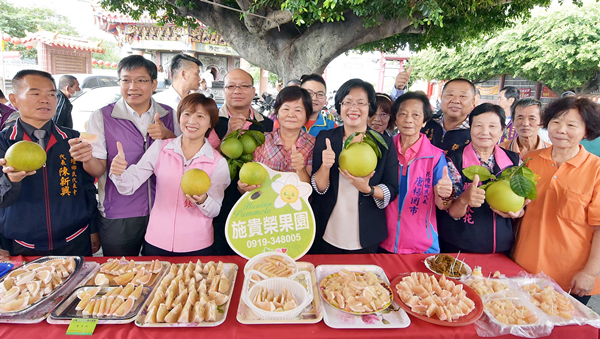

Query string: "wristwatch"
[[362, 185, 375, 197]]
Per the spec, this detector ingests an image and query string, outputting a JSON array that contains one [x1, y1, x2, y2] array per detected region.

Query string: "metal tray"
[[50, 285, 150, 324], [135, 262, 238, 328], [0, 256, 84, 316]]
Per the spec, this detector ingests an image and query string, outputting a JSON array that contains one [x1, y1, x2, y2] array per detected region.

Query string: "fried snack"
[[252, 286, 298, 312], [252, 255, 295, 278], [522, 283, 575, 319], [485, 299, 538, 325], [321, 269, 391, 313], [396, 272, 475, 322], [465, 277, 508, 296], [426, 254, 468, 278]]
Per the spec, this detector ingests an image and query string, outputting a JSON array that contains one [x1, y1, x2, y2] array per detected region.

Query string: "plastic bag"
[[473, 289, 553, 338], [510, 271, 600, 328]]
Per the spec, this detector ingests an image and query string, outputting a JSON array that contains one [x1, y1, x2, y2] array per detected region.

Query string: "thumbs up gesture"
[[395, 65, 412, 91], [434, 166, 453, 198], [110, 142, 128, 176], [459, 174, 486, 208], [148, 112, 175, 140], [290, 145, 305, 172], [321, 138, 336, 170]]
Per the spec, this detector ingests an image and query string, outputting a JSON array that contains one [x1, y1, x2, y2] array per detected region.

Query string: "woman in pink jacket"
[[109, 94, 230, 256], [380, 92, 453, 254]]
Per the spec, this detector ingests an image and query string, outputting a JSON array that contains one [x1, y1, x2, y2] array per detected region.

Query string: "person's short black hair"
[[0, 89, 5, 100], [469, 103, 506, 130], [12, 70, 56, 94], [286, 79, 301, 87], [58, 75, 77, 90], [500, 86, 520, 101], [300, 74, 326, 90], [335, 78, 377, 117], [170, 54, 201, 78], [543, 96, 600, 141], [442, 78, 476, 96], [274, 86, 313, 123], [512, 98, 542, 121], [117, 55, 158, 80], [392, 91, 434, 125]]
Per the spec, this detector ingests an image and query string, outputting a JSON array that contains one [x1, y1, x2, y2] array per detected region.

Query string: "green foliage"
[[0, 0, 78, 59], [249, 66, 279, 86], [100, 0, 549, 56], [411, 3, 600, 93], [90, 38, 121, 63]]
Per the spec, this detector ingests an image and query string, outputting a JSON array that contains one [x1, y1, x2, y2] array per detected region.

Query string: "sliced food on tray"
[[320, 269, 392, 314], [143, 260, 232, 324], [0, 257, 78, 313], [396, 272, 475, 322], [521, 283, 575, 319], [252, 286, 298, 312], [484, 299, 538, 325], [96, 258, 162, 286], [75, 283, 144, 317]]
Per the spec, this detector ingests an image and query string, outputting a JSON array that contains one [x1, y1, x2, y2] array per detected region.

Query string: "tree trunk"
[[172, 1, 413, 83]]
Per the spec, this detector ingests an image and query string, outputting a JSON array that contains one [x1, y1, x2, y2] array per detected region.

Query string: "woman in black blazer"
[[310, 79, 399, 254]]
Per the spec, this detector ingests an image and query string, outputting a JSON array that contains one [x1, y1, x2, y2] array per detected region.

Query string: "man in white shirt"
[[68, 55, 176, 256], [153, 54, 201, 136]]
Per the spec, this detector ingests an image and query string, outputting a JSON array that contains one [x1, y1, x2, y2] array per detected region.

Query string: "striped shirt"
[[253, 128, 315, 172]]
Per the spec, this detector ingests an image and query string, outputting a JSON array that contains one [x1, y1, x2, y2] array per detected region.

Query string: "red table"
[[0, 253, 597, 339]]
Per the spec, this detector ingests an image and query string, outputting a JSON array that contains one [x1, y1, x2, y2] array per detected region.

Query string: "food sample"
[[250, 255, 295, 278], [73, 284, 143, 317], [252, 286, 298, 312], [426, 254, 468, 278], [321, 269, 392, 314], [144, 261, 231, 324], [97, 258, 161, 286], [484, 299, 538, 325], [522, 283, 574, 319], [465, 277, 508, 296], [0, 257, 76, 312], [396, 272, 476, 322]]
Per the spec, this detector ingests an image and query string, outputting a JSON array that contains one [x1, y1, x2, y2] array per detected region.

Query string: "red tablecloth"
[[0, 253, 597, 339]]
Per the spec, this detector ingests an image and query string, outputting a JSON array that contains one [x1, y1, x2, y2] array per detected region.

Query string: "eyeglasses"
[[306, 90, 326, 99], [224, 84, 253, 91], [341, 101, 369, 109], [118, 78, 152, 85]]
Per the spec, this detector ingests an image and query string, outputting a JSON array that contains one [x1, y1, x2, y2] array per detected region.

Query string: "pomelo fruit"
[[239, 133, 258, 154], [5, 140, 46, 172], [79, 132, 98, 143], [220, 137, 243, 159], [485, 180, 525, 213], [180, 169, 211, 196], [339, 142, 377, 177], [239, 162, 268, 186]]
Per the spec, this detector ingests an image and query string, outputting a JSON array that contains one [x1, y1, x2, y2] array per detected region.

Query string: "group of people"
[[0, 54, 599, 305]]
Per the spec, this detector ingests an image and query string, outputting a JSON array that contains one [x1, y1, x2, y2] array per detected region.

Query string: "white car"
[[71, 86, 122, 133]]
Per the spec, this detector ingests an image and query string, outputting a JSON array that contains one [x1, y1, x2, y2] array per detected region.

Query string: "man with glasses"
[[69, 55, 175, 256], [421, 78, 476, 152], [212, 68, 274, 255], [273, 74, 336, 137]]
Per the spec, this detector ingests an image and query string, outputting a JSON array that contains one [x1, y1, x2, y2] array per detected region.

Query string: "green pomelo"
[[180, 169, 211, 196], [339, 142, 377, 177], [239, 162, 268, 186], [240, 133, 258, 154], [220, 137, 244, 159], [5, 140, 47, 172], [485, 180, 525, 213]]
